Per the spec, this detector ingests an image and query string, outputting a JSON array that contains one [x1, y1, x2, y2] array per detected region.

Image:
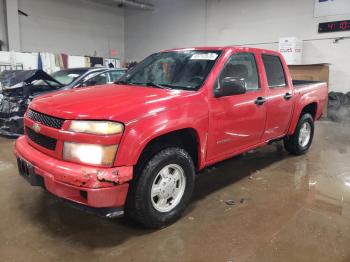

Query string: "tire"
[[125, 147, 195, 229], [284, 113, 314, 155], [328, 92, 342, 110]]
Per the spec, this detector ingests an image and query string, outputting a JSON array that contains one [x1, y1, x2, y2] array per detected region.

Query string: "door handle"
[[284, 92, 293, 100], [254, 97, 266, 106]]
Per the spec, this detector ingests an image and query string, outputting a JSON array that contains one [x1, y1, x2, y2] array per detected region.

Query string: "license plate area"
[[17, 157, 44, 187]]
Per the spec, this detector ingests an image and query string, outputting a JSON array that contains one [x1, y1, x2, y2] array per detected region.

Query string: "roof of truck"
[[163, 46, 277, 53], [162, 46, 280, 55]]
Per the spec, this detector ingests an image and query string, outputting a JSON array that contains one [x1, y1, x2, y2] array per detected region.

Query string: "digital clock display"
[[318, 20, 350, 33]]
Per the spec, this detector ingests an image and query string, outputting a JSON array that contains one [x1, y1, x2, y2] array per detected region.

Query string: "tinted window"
[[109, 70, 125, 82], [218, 52, 259, 91], [84, 72, 108, 86], [51, 69, 88, 85], [262, 55, 287, 88]]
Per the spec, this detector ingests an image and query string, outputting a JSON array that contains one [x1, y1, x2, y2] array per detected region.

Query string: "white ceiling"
[[85, 0, 154, 8]]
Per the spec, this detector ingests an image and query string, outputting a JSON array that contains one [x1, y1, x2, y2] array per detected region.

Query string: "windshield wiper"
[[114, 80, 141, 86], [129, 81, 172, 89], [161, 83, 196, 91], [144, 82, 172, 89], [114, 80, 129, 84], [115, 80, 172, 89]]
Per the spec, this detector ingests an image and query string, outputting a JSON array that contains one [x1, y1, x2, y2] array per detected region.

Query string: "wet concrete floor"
[[1, 121, 350, 262]]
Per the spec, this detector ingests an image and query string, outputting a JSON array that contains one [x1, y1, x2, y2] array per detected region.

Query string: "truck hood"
[[29, 84, 194, 124]]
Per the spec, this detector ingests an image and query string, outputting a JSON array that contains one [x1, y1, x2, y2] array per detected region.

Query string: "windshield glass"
[[117, 50, 222, 91], [51, 69, 88, 85], [32, 69, 88, 88]]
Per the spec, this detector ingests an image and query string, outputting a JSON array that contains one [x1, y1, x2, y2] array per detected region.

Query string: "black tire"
[[284, 113, 314, 155], [328, 92, 342, 109], [125, 147, 195, 229]]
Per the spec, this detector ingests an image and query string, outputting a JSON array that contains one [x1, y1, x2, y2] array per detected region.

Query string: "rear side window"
[[262, 54, 287, 88]]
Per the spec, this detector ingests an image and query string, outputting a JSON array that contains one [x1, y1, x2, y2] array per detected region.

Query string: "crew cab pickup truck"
[[15, 47, 328, 228]]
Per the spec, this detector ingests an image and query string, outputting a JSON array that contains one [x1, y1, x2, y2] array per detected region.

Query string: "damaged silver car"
[[0, 68, 126, 137]]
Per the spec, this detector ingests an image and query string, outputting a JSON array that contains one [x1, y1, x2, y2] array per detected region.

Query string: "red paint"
[[15, 136, 131, 207], [15, 46, 328, 209]]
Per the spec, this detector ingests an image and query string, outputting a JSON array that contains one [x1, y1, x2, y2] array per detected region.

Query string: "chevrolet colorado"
[[15, 47, 328, 228]]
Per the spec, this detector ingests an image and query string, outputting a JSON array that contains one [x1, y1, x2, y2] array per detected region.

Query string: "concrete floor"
[[1, 121, 350, 262]]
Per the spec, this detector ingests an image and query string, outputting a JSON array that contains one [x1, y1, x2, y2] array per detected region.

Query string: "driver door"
[[207, 52, 267, 162]]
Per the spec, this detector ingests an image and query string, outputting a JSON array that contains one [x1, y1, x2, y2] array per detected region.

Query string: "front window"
[[217, 52, 260, 92], [117, 50, 222, 91]]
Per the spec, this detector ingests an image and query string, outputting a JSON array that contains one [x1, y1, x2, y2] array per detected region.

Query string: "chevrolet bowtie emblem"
[[32, 123, 41, 133]]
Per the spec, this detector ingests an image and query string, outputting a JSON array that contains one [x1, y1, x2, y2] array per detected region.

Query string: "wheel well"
[[136, 129, 199, 173], [301, 103, 317, 119]]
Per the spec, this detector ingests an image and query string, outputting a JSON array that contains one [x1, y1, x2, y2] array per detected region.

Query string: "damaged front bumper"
[[15, 136, 133, 209]]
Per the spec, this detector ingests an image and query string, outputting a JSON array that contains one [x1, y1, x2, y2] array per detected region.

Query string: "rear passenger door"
[[261, 53, 294, 141]]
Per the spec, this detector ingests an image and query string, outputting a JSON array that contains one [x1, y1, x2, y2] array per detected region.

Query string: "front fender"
[[114, 101, 209, 169]]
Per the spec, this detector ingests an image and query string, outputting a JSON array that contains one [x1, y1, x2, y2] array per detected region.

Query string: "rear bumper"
[[15, 136, 133, 208]]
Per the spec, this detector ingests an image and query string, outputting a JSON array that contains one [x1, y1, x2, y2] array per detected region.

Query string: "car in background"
[[47, 67, 127, 89], [0, 67, 127, 137]]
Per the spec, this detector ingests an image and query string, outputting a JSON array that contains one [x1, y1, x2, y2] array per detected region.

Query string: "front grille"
[[26, 127, 57, 150], [27, 109, 65, 129]]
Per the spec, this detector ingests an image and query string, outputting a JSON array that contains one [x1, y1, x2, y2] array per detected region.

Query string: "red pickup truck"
[[15, 47, 328, 228]]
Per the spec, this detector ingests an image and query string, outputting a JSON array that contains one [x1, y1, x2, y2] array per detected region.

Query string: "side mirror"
[[215, 77, 247, 98]]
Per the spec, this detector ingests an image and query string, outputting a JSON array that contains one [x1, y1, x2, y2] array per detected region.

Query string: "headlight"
[[68, 121, 124, 135], [63, 142, 118, 166]]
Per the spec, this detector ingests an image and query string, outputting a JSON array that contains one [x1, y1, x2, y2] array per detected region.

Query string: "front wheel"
[[125, 147, 195, 228], [284, 113, 314, 155]]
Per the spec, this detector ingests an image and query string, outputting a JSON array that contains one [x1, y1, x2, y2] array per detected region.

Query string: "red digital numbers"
[[319, 20, 350, 33], [339, 21, 349, 30], [328, 23, 336, 31]]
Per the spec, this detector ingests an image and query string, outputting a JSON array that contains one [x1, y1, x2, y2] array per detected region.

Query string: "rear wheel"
[[284, 113, 314, 155], [125, 147, 195, 228]]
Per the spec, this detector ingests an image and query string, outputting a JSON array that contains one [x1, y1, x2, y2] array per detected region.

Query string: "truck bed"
[[291, 80, 328, 121], [292, 80, 324, 88]]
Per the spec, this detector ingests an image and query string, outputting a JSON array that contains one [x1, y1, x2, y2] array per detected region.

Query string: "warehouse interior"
[[1, 0, 350, 261]]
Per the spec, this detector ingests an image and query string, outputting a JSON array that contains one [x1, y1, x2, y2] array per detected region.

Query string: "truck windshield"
[[117, 50, 222, 91]]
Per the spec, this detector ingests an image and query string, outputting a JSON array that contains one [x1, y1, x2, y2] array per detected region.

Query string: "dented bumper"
[[15, 136, 133, 208]]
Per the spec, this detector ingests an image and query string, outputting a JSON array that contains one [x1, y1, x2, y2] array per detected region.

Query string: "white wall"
[[17, 0, 124, 60], [125, 0, 350, 92], [125, 0, 206, 60]]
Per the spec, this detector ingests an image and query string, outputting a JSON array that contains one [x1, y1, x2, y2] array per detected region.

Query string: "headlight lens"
[[63, 142, 118, 166], [68, 121, 124, 135]]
